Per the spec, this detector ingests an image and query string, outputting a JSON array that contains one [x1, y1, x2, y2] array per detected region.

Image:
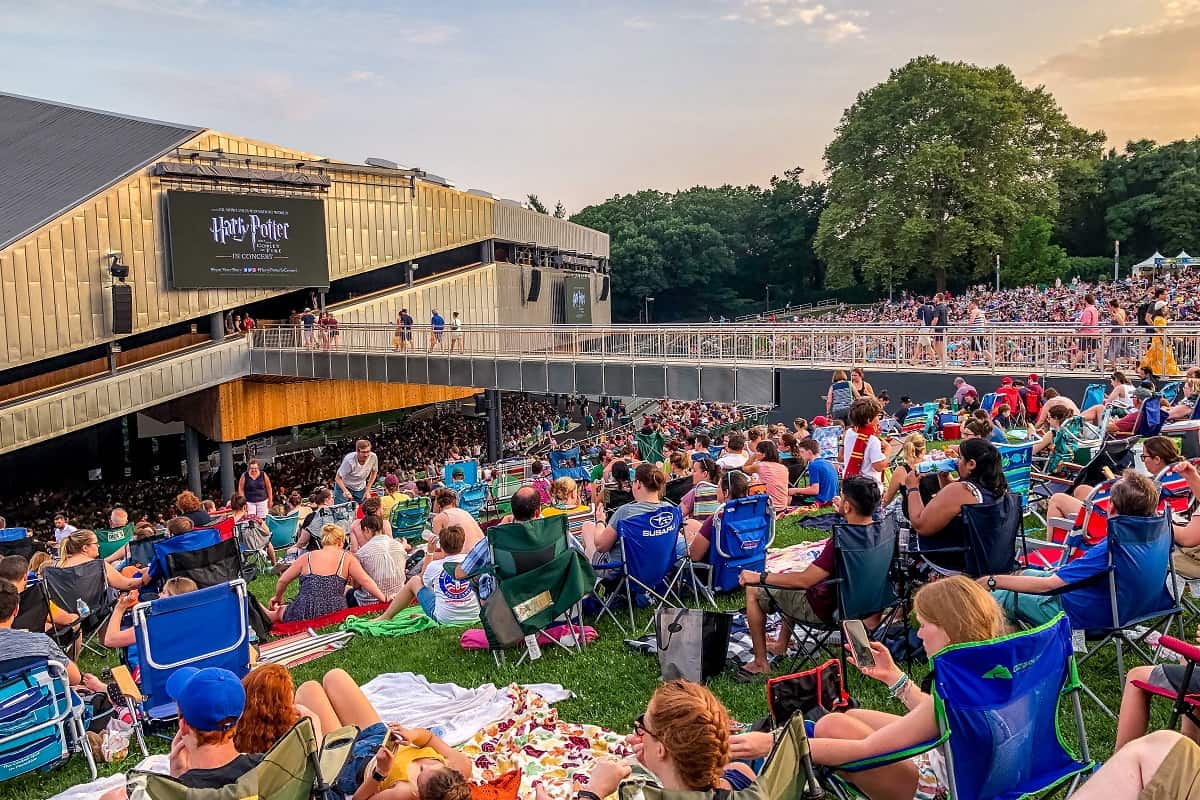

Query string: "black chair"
[[915, 492, 1026, 579], [13, 578, 82, 654], [165, 538, 244, 589], [40, 561, 113, 657], [0, 528, 38, 560]]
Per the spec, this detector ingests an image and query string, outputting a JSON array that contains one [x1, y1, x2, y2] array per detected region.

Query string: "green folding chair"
[[95, 522, 134, 559]]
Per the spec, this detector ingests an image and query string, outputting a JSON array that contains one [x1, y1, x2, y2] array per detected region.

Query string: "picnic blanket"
[[460, 685, 634, 800], [623, 611, 807, 666], [47, 755, 169, 800], [359, 672, 572, 747], [765, 539, 829, 573], [342, 604, 444, 637], [270, 601, 388, 635]]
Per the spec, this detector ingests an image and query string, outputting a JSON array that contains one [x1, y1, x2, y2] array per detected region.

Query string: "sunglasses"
[[633, 713, 657, 739]]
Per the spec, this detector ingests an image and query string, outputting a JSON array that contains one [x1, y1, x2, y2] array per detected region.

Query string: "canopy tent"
[[1132, 252, 1167, 274], [1176, 251, 1194, 266]]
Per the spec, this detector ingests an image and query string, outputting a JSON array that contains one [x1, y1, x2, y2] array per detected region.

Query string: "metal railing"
[[249, 322, 1199, 377]]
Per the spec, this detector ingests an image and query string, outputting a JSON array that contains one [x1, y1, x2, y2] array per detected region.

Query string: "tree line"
[[560, 55, 1200, 322]]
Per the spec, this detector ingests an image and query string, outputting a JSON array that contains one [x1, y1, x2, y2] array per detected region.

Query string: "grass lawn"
[[8, 514, 1176, 800]]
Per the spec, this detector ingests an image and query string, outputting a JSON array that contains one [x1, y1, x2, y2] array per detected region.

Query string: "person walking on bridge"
[[428, 309, 445, 351]]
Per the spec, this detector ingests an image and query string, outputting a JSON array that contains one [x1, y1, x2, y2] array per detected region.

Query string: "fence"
[[252, 322, 1196, 376]]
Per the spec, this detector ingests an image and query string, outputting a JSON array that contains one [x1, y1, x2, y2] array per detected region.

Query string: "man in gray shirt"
[[334, 439, 379, 504]]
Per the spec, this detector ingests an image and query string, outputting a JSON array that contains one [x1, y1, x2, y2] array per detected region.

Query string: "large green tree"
[[1002, 216, 1070, 286], [570, 174, 827, 322], [815, 56, 1103, 292]]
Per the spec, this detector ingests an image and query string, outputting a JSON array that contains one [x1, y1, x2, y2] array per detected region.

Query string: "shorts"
[[969, 336, 987, 352], [336, 722, 387, 796], [1078, 336, 1100, 351], [417, 586, 437, 618], [1140, 737, 1200, 800], [1146, 664, 1200, 695], [754, 582, 824, 624]]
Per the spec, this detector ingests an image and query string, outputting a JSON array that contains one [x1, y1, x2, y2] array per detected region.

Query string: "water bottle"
[[917, 458, 959, 475], [76, 598, 90, 617]]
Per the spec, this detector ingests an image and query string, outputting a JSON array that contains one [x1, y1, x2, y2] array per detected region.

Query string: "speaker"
[[599, 275, 610, 301], [474, 393, 489, 414], [111, 284, 133, 335], [527, 268, 541, 302]]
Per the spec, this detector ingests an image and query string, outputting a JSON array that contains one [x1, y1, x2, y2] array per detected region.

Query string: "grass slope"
[[7, 516, 1168, 800]]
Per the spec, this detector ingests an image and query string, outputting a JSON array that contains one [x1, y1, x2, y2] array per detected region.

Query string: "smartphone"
[[381, 728, 401, 755], [843, 619, 875, 668]]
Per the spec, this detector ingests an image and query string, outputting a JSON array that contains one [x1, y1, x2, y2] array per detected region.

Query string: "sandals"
[[734, 665, 768, 684]]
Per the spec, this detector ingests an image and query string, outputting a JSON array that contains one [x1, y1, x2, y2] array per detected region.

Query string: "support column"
[[209, 311, 224, 342], [485, 389, 503, 463], [107, 343, 120, 374], [218, 441, 235, 503], [184, 425, 202, 495]]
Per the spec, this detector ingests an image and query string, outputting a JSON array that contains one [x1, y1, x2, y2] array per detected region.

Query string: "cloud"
[[714, 0, 866, 42], [346, 70, 378, 83], [1033, 0, 1200, 144], [624, 16, 654, 30]]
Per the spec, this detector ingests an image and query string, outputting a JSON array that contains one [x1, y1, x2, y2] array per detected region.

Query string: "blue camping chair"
[[833, 615, 1092, 800], [0, 657, 96, 783], [998, 443, 1034, 510], [707, 445, 725, 460], [1045, 513, 1184, 715], [113, 579, 252, 756], [0, 528, 34, 560], [548, 447, 591, 482], [594, 505, 688, 635], [390, 497, 430, 543], [443, 458, 480, 486], [703, 494, 774, 593], [265, 512, 300, 549], [765, 515, 902, 673], [1162, 380, 1184, 406], [979, 392, 998, 415], [915, 492, 1027, 579], [456, 482, 491, 520], [1081, 383, 1106, 411]]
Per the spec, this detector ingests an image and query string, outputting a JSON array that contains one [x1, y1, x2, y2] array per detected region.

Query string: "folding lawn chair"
[[1031, 415, 1101, 483], [1042, 513, 1185, 715], [548, 447, 591, 482], [830, 614, 1093, 800], [0, 528, 35, 560], [692, 493, 775, 596], [111, 579, 252, 755], [1111, 395, 1166, 439], [13, 576, 80, 652], [327, 501, 357, 532], [466, 515, 595, 666], [636, 430, 666, 465], [40, 560, 112, 657], [593, 505, 689, 636], [1081, 382, 1106, 412], [389, 497, 429, 544], [150, 527, 244, 591], [1162, 380, 1184, 406], [456, 482, 491, 520], [913, 492, 1026, 579], [266, 512, 301, 549], [95, 522, 134, 559], [235, 518, 274, 582], [0, 656, 96, 783], [1129, 633, 1200, 737], [128, 717, 355, 800], [443, 457, 480, 486], [813, 426, 840, 462], [900, 405, 928, 436], [663, 475, 693, 506], [764, 515, 902, 673]]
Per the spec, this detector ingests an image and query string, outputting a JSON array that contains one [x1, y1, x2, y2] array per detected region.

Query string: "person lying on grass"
[[735, 474, 881, 682]]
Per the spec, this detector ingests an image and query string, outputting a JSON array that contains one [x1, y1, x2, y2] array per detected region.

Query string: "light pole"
[[995, 254, 1000, 292], [643, 296, 655, 324], [765, 284, 772, 314], [1114, 240, 1120, 282]]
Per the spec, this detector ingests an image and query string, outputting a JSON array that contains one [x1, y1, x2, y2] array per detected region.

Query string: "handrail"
[[250, 321, 1195, 377]]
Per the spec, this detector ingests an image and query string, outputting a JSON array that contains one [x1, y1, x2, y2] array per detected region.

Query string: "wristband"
[[888, 673, 910, 698], [413, 728, 433, 748]]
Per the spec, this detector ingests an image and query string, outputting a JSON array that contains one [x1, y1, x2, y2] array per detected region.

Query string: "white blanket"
[[48, 755, 170, 800], [359, 672, 572, 746]]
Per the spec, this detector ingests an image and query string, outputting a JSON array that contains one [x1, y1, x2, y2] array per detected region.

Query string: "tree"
[[1002, 216, 1070, 286], [527, 194, 549, 214], [814, 56, 1103, 292], [553, 201, 566, 219]]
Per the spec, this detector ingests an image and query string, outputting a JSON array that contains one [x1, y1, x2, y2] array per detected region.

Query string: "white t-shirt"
[[422, 555, 479, 624], [450, 317, 462, 334], [53, 524, 78, 544], [717, 452, 748, 469], [337, 451, 378, 491], [841, 429, 885, 487]]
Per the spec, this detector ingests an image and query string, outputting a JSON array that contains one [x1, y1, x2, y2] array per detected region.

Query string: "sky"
[[1, 0, 1197, 212]]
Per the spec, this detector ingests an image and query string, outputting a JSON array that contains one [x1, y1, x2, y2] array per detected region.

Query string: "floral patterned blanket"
[[460, 685, 634, 799]]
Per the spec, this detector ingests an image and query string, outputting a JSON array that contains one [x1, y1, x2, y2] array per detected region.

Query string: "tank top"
[[830, 380, 853, 413], [243, 471, 268, 503]]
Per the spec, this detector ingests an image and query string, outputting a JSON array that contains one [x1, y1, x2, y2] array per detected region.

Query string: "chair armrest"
[[1158, 635, 1200, 664], [1038, 568, 1112, 597], [110, 665, 143, 702], [837, 734, 946, 773]]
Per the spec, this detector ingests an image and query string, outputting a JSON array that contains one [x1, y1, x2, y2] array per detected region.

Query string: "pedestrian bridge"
[[247, 322, 1182, 406]]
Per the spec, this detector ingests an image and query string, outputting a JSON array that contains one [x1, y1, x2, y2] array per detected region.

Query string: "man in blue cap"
[[166, 666, 261, 788]]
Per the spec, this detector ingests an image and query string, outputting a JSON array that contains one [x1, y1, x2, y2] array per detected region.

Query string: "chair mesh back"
[[266, 514, 300, 549], [1108, 514, 1177, 628], [150, 529, 223, 580], [960, 493, 1023, 578], [489, 517, 569, 578], [457, 483, 489, 517], [933, 616, 1087, 800], [710, 495, 772, 592], [41, 561, 108, 614], [998, 444, 1033, 507], [834, 517, 900, 620], [663, 476, 693, 506], [166, 538, 243, 589]]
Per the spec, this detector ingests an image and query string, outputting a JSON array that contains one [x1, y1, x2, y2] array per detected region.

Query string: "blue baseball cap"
[[166, 667, 245, 732]]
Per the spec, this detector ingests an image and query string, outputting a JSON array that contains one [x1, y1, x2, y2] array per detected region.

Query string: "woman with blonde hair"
[[57, 530, 147, 591], [267, 524, 389, 624], [729, 576, 1005, 800], [827, 369, 855, 423], [883, 433, 927, 506], [541, 477, 590, 518]]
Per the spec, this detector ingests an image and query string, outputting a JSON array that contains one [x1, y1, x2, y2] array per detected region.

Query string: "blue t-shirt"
[[989, 425, 1008, 444], [1055, 539, 1110, 627], [806, 458, 839, 504], [431, 313, 445, 331]]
